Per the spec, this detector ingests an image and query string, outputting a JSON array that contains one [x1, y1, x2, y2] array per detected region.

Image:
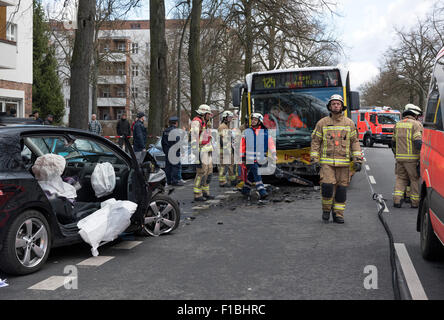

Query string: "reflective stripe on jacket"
[[392, 115, 423, 162], [310, 114, 362, 167], [240, 125, 276, 162]]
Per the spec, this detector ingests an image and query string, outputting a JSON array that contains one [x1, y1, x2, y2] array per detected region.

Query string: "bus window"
[[425, 76, 440, 124]]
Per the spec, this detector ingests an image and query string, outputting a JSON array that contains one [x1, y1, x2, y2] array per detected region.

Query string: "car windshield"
[[378, 114, 400, 124], [252, 88, 337, 148]]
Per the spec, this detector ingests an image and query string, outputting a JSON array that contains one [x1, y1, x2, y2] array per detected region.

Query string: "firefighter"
[[218, 111, 237, 187], [392, 104, 423, 208], [191, 104, 215, 201], [240, 113, 276, 200], [310, 94, 363, 224]]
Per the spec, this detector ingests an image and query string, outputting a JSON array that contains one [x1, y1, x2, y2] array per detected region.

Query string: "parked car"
[[0, 121, 180, 275], [148, 136, 197, 179], [417, 46, 444, 260]]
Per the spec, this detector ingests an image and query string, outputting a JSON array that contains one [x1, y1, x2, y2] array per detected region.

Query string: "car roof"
[[0, 125, 98, 136]]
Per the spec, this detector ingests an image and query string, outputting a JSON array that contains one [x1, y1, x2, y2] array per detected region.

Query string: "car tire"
[[364, 135, 374, 147], [139, 194, 181, 237], [0, 210, 51, 275], [420, 197, 444, 261]]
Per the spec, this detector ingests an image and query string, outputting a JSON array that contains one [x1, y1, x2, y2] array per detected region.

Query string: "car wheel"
[[139, 194, 180, 237], [364, 135, 374, 147], [420, 197, 444, 261], [0, 210, 51, 275]]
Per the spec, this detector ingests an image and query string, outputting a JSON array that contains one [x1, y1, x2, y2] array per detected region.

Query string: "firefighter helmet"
[[404, 104, 423, 116], [221, 110, 234, 120], [251, 112, 264, 123], [327, 94, 346, 111], [196, 104, 213, 115]]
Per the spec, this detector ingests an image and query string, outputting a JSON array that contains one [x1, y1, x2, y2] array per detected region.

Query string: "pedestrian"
[[131, 115, 139, 134], [240, 113, 276, 200], [44, 114, 54, 125], [133, 112, 147, 164], [310, 94, 363, 224], [162, 116, 183, 186], [218, 111, 237, 187], [116, 113, 131, 152], [191, 104, 214, 201], [391, 104, 423, 208], [9, 108, 16, 117], [88, 114, 102, 135], [32, 110, 44, 124]]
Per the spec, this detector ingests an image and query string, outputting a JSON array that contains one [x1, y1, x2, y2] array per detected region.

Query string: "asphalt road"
[[362, 144, 444, 300], [2, 147, 443, 300]]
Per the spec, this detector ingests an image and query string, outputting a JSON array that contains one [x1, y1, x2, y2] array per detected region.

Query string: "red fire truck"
[[351, 107, 401, 147]]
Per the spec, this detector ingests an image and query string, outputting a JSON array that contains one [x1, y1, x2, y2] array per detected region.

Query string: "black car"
[[0, 122, 180, 275]]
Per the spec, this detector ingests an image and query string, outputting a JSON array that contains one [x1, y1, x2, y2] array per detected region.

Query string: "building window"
[[117, 87, 126, 97], [6, 23, 17, 42], [144, 87, 149, 98], [131, 43, 139, 54], [102, 86, 111, 98], [103, 43, 110, 52], [132, 65, 139, 77], [117, 42, 126, 52], [131, 23, 141, 29], [117, 65, 125, 76], [131, 87, 138, 98], [65, 99, 70, 109]]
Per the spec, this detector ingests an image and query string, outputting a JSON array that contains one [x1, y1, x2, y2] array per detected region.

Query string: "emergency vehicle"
[[418, 46, 444, 260], [352, 107, 401, 147]]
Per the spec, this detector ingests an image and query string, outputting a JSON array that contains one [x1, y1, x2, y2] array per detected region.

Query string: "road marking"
[[28, 276, 76, 291], [365, 165, 370, 171], [113, 241, 143, 250], [369, 175, 376, 184], [224, 191, 237, 194], [77, 256, 115, 267], [394, 243, 428, 300], [206, 200, 220, 205]]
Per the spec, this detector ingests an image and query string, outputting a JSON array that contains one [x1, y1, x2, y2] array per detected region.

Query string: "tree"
[[148, 0, 169, 142], [69, 0, 96, 129], [33, 0, 65, 122]]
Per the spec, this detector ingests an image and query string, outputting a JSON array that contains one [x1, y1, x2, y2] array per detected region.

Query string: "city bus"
[[232, 66, 360, 177]]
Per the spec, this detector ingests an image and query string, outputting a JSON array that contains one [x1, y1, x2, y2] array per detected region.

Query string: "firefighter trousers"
[[218, 161, 236, 186], [320, 165, 350, 218], [393, 161, 420, 207], [194, 152, 213, 198]]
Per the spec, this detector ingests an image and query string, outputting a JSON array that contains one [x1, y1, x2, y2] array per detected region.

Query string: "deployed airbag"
[[91, 162, 116, 198]]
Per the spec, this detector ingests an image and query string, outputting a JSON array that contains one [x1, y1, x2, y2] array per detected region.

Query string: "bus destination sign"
[[253, 70, 341, 91]]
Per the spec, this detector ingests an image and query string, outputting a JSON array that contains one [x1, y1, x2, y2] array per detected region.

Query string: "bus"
[[232, 66, 360, 177]]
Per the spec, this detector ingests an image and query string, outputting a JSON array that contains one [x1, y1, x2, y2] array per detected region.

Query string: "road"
[[1, 144, 444, 300]]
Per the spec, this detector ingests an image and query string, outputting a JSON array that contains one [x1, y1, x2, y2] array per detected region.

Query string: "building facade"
[[0, 0, 33, 117]]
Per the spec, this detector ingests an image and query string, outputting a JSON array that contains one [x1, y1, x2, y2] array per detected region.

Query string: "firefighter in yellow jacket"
[[191, 104, 214, 201], [392, 104, 423, 208], [218, 110, 237, 187], [310, 94, 363, 223]]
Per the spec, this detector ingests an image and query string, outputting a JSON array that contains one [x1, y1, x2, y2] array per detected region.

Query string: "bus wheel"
[[364, 135, 374, 147]]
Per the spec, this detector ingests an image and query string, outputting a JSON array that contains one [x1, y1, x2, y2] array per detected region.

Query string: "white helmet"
[[221, 110, 234, 119], [327, 94, 345, 111], [196, 104, 212, 115], [404, 104, 423, 116], [251, 112, 264, 123]]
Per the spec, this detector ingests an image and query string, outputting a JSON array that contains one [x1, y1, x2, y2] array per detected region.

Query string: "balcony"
[[97, 97, 126, 107], [97, 75, 126, 84], [0, 39, 16, 69]]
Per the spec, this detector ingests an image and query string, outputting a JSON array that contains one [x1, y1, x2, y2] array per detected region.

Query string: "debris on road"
[[0, 279, 9, 288]]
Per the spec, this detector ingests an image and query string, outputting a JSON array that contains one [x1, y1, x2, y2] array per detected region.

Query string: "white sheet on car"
[[77, 198, 138, 257], [91, 162, 116, 198], [32, 154, 77, 199]]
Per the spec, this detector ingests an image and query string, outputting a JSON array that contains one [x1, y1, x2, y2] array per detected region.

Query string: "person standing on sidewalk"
[[117, 113, 131, 152], [191, 104, 214, 201], [162, 116, 183, 186], [310, 94, 363, 224], [133, 112, 147, 163], [218, 111, 237, 187], [392, 104, 423, 208], [88, 114, 102, 135]]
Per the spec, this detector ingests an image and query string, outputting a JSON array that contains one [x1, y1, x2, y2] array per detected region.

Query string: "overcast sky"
[[334, 0, 437, 91]]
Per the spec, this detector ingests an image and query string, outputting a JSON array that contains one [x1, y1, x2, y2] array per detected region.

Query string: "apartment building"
[[0, 0, 33, 117]]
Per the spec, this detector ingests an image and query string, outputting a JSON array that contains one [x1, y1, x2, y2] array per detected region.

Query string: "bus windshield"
[[377, 113, 400, 124], [252, 87, 341, 148]]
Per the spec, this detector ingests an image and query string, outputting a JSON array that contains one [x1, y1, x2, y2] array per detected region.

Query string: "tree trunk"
[[243, 0, 253, 76], [69, 0, 96, 129], [188, 0, 203, 117], [148, 0, 168, 143]]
